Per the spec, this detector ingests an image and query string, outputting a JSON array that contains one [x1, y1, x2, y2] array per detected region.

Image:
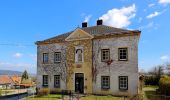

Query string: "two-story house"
[[36, 20, 141, 96]]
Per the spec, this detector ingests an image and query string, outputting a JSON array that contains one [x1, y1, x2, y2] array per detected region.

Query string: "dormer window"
[[75, 46, 83, 63]]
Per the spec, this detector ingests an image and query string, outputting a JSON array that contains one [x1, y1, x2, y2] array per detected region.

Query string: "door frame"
[[74, 72, 85, 93]]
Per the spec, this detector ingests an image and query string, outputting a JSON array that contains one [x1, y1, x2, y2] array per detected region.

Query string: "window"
[[54, 75, 60, 88], [43, 75, 48, 87], [119, 76, 128, 90], [118, 48, 128, 61], [101, 76, 110, 89], [75, 47, 83, 63], [101, 49, 110, 61], [43, 53, 49, 63], [54, 52, 61, 63]]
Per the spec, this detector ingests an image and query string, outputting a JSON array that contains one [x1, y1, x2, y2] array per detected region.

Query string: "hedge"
[[144, 76, 159, 85], [159, 75, 170, 96]]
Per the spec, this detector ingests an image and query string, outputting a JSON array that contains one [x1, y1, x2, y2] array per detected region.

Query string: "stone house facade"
[[36, 20, 141, 96]]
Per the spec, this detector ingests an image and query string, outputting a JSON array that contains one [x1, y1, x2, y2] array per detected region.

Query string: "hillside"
[[0, 70, 35, 76]]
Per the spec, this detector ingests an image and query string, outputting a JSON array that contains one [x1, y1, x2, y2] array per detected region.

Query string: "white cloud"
[[138, 22, 154, 30], [13, 53, 23, 58], [160, 55, 169, 61], [159, 0, 170, 4], [84, 15, 92, 22], [146, 11, 161, 19], [139, 22, 159, 30], [99, 4, 136, 28], [148, 3, 155, 7]]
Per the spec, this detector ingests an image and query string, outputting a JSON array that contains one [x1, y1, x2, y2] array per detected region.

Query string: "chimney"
[[82, 22, 87, 27], [97, 19, 103, 25]]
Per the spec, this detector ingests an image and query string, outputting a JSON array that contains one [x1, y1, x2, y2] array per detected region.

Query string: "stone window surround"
[[43, 53, 49, 63], [101, 49, 110, 62], [119, 76, 128, 90], [54, 75, 60, 88], [75, 46, 84, 63], [42, 75, 48, 87], [118, 47, 128, 61], [101, 76, 110, 89], [54, 52, 61, 63]]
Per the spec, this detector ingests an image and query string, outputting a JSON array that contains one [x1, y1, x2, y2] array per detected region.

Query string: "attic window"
[[75, 47, 83, 63]]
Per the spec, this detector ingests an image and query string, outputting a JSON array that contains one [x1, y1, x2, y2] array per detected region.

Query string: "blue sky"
[[0, 0, 170, 74]]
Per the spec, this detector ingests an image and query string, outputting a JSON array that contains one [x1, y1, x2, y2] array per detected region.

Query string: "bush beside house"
[[159, 75, 170, 96], [144, 76, 159, 85]]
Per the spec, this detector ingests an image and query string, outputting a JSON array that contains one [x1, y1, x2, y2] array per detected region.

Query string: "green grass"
[[24, 94, 127, 100], [81, 95, 127, 100], [24, 94, 62, 100], [144, 85, 159, 88], [0, 90, 15, 96], [143, 85, 158, 100]]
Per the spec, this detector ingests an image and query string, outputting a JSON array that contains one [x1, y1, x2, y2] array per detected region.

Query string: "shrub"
[[159, 75, 170, 96], [37, 88, 50, 97], [50, 89, 60, 94], [144, 76, 159, 85]]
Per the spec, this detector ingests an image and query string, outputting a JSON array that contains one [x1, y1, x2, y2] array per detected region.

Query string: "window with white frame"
[[43, 75, 48, 87], [54, 75, 60, 88], [101, 49, 110, 62], [118, 48, 128, 61], [101, 76, 110, 89], [119, 76, 128, 90], [43, 53, 49, 63], [54, 52, 61, 63], [75, 47, 83, 63]]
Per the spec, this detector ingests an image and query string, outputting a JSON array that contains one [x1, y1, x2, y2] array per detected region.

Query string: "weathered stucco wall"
[[92, 35, 140, 96], [37, 43, 67, 91], [66, 40, 93, 93], [36, 32, 140, 96]]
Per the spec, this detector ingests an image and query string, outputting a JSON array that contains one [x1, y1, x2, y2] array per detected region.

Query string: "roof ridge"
[[36, 25, 140, 44]]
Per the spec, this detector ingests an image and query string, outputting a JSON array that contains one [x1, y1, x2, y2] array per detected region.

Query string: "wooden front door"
[[75, 73, 84, 93]]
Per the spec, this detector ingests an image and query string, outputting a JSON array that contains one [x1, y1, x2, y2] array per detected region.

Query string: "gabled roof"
[[0, 75, 13, 85], [11, 75, 21, 84], [36, 25, 140, 45]]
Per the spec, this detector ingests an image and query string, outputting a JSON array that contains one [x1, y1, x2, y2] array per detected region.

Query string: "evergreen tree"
[[22, 70, 29, 80]]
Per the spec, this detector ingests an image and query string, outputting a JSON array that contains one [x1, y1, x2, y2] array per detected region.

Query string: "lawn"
[[24, 94, 62, 100], [81, 95, 127, 100], [0, 89, 15, 96], [143, 85, 158, 99], [24, 94, 127, 100]]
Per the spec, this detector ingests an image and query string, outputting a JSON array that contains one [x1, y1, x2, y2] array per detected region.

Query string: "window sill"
[[43, 62, 49, 64], [54, 61, 61, 63], [101, 88, 110, 90], [101, 59, 110, 62], [119, 88, 128, 91], [75, 62, 83, 64], [118, 59, 128, 61], [42, 85, 48, 87], [54, 86, 60, 88]]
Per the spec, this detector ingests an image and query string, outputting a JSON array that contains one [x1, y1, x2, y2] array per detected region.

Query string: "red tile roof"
[[10, 75, 21, 84], [0, 75, 13, 85]]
